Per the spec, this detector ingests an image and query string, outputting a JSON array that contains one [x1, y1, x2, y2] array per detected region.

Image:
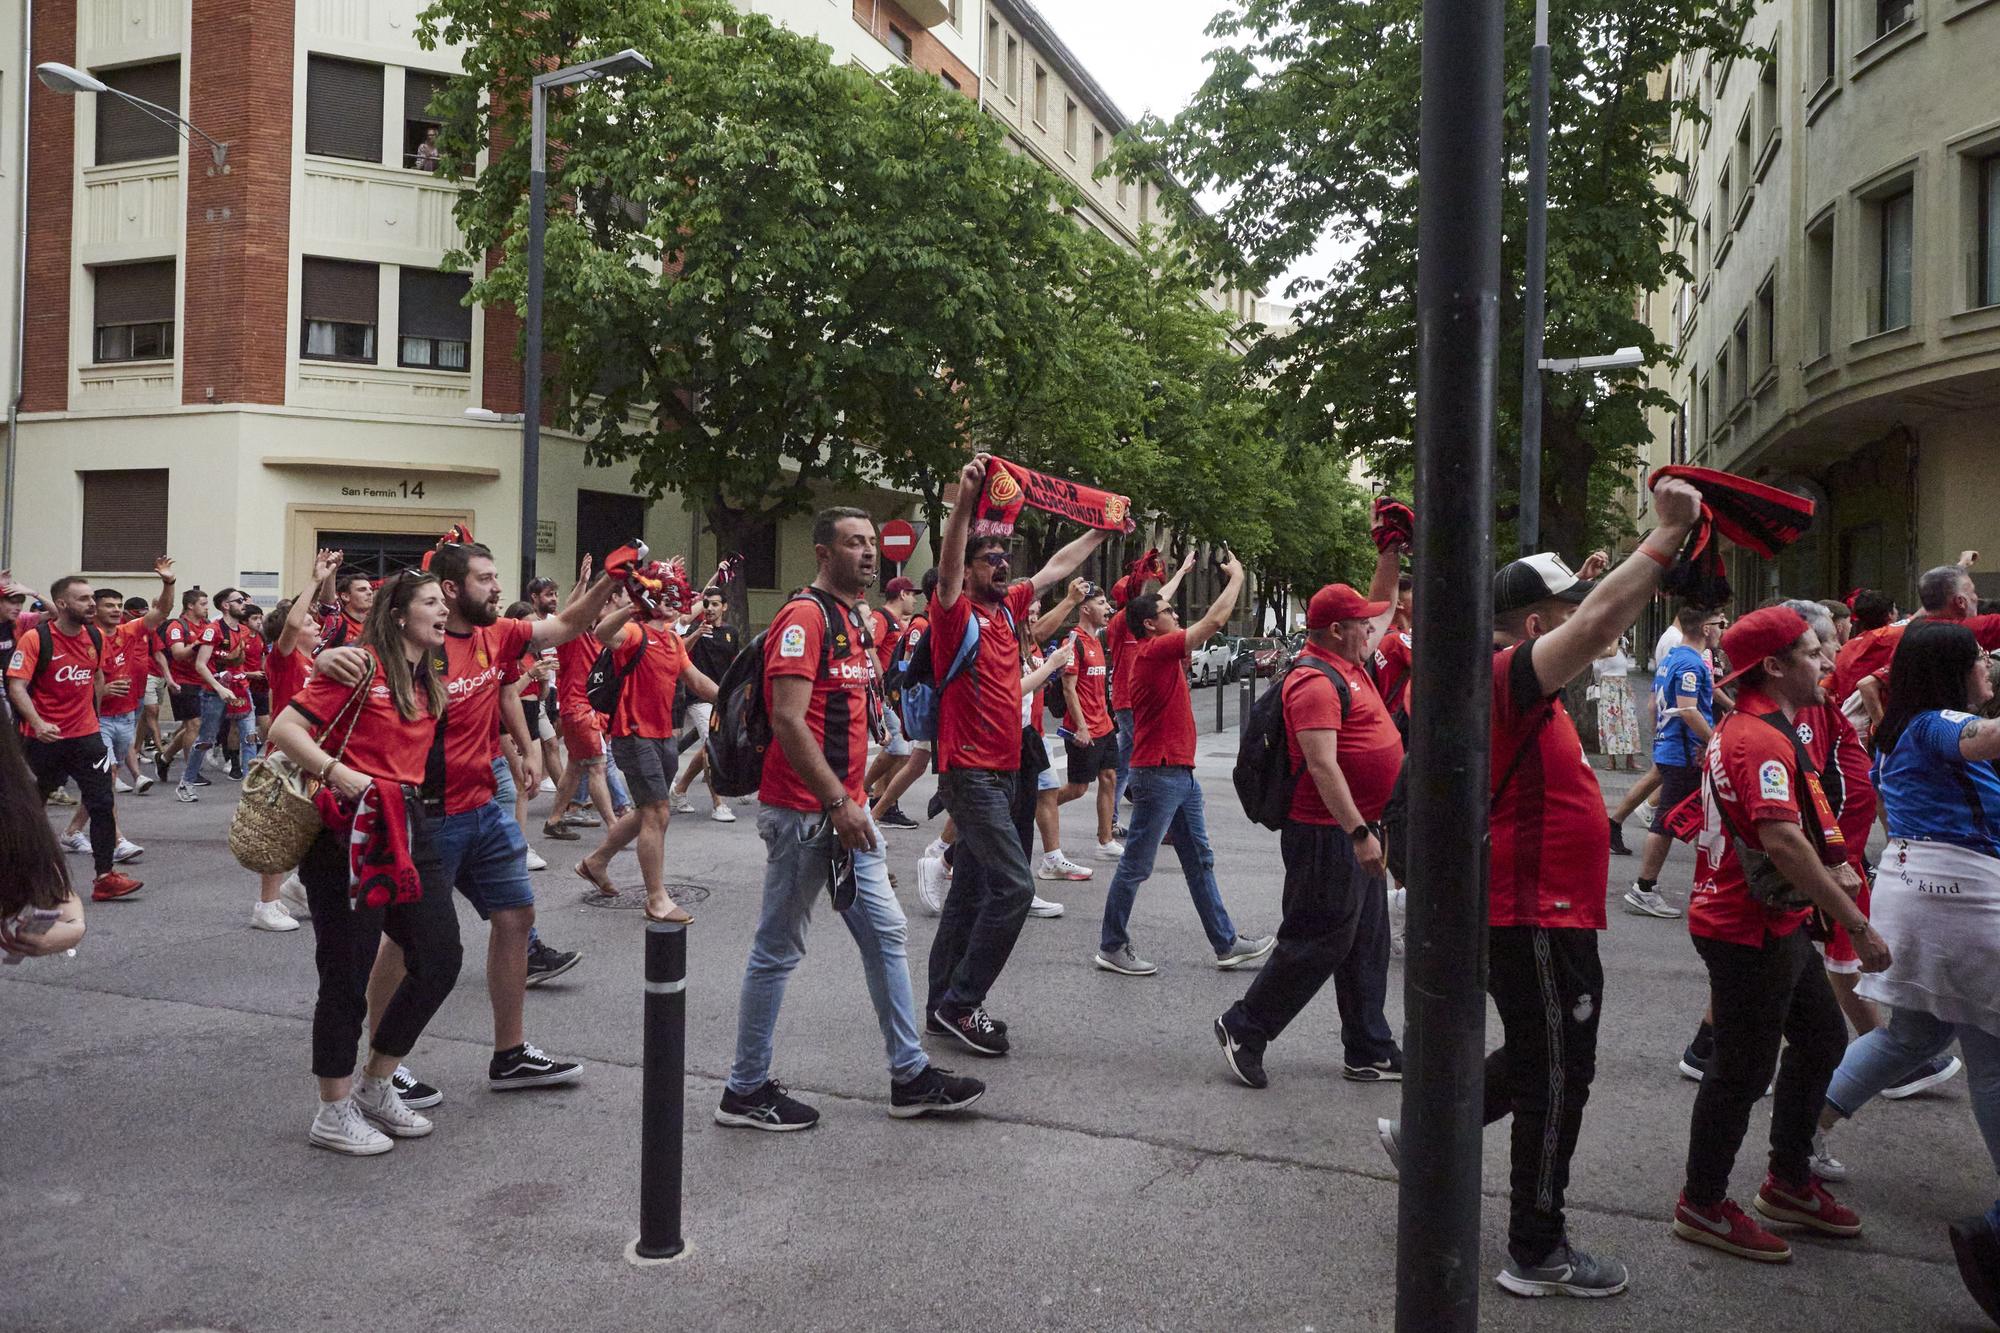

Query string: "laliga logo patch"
[[986, 467, 1021, 505], [1758, 759, 1790, 802], [779, 624, 808, 659]]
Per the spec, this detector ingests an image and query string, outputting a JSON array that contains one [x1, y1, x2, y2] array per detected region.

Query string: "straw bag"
[[227, 660, 375, 874]]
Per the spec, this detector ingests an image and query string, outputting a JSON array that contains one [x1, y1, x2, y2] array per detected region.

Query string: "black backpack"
[[705, 589, 862, 799], [1233, 657, 1349, 831], [585, 630, 651, 716]]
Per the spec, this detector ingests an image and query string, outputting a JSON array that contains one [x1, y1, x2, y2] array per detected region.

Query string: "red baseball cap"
[[884, 576, 916, 598], [1306, 583, 1390, 630], [1718, 605, 1809, 687]]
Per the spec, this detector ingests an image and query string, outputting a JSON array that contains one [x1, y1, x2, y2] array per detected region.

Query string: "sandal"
[[644, 903, 693, 925], [573, 861, 616, 897]]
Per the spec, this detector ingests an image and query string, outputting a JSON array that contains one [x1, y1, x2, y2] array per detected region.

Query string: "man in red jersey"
[[715, 507, 985, 1131], [1216, 579, 1404, 1090], [545, 556, 623, 842], [175, 588, 256, 801], [7, 575, 142, 900], [1850, 558, 2000, 728], [1056, 584, 1124, 861], [1107, 551, 1194, 816], [925, 454, 1108, 1057], [1670, 607, 1887, 1265], [55, 570, 173, 861], [321, 539, 612, 1100], [860, 575, 918, 827], [316, 570, 374, 651], [1094, 552, 1274, 978], [155, 586, 219, 786]]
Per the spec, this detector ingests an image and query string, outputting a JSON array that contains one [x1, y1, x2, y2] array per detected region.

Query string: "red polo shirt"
[[1107, 609, 1139, 712], [1286, 643, 1403, 824]]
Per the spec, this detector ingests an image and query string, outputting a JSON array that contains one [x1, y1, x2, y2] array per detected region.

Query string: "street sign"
[[880, 519, 917, 563]]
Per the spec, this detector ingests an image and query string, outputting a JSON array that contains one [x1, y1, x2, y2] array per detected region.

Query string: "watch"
[[1349, 823, 1371, 842], [824, 795, 849, 814]]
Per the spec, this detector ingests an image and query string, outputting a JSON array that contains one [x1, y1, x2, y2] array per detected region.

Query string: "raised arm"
[[1030, 528, 1111, 598], [593, 603, 639, 648], [933, 455, 988, 615], [139, 557, 177, 632], [1185, 554, 1246, 651], [1159, 550, 1196, 602], [280, 549, 339, 657], [1363, 545, 1401, 657], [1032, 579, 1086, 642], [532, 571, 616, 650]]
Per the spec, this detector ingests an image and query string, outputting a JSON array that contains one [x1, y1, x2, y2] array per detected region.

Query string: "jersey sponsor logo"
[[779, 624, 807, 659], [52, 663, 93, 686], [6, 650, 20, 671], [1758, 759, 1790, 802]]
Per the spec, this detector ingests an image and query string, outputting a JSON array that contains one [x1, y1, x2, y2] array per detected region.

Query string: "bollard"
[[1214, 673, 1225, 733], [626, 918, 690, 1267], [1237, 672, 1255, 737]]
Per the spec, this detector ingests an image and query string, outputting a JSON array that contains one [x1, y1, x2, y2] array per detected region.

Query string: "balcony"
[[898, 0, 954, 28]]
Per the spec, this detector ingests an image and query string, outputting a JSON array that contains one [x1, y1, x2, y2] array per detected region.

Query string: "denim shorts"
[[436, 799, 536, 919], [98, 710, 138, 764], [491, 753, 517, 807]]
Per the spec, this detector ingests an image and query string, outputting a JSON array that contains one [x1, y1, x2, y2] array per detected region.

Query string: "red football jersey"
[[1488, 641, 1609, 931], [265, 642, 310, 717], [1128, 629, 1198, 768], [437, 618, 535, 814], [608, 621, 688, 740], [7, 623, 103, 739], [761, 592, 875, 810], [1064, 628, 1114, 740], [97, 619, 153, 719], [161, 616, 218, 688], [287, 648, 438, 787], [1107, 609, 1140, 713], [933, 581, 1036, 773]]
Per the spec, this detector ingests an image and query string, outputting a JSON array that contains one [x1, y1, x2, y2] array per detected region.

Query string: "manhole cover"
[[580, 881, 711, 912]]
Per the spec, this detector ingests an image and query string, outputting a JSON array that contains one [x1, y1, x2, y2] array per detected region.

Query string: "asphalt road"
[[3, 735, 1989, 1332]]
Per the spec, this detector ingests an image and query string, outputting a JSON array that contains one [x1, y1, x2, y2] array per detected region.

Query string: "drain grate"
[[579, 881, 712, 912]]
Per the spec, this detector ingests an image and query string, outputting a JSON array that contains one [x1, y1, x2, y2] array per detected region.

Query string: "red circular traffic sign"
[[880, 519, 917, 563]]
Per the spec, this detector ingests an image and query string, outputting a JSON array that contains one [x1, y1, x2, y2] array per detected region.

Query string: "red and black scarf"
[[314, 780, 423, 908], [1646, 466, 1816, 606], [972, 456, 1136, 538]]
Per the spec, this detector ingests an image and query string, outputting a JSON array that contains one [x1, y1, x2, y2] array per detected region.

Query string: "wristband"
[[1637, 541, 1672, 570], [1349, 824, 1371, 843], [322, 758, 341, 783]]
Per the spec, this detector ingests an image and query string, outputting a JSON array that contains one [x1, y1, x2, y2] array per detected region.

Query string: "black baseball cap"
[[1493, 553, 1595, 615]]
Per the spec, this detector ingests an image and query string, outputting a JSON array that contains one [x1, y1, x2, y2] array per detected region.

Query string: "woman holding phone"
[[267, 571, 462, 1156]]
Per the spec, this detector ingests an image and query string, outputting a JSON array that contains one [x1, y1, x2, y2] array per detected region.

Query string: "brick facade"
[[851, 1, 980, 96], [183, 0, 295, 406], [21, 0, 77, 413]]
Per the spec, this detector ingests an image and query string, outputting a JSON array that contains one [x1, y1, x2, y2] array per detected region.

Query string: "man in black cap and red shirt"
[[1382, 473, 1702, 1299], [1214, 581, 1404, 1089], [1669, 605, 1889, 1264]]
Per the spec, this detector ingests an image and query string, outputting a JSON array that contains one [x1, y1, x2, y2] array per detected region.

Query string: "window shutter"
[[94, 261, 176, 326], [404, 70, 450, 125], [398, 269, 472, 341], [81, 470, 170, 571], [301, 258, 379, 325], [306, 56, 385, 162], [96, 61, 181, 164]]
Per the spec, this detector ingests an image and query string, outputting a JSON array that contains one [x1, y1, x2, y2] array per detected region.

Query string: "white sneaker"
[[924, 837, 951, 862], [277, 873, 310, 918], [711, 803, 737, 823], [917, 855, 949, 916], [1809, 1130, 1848, 1182], [1037, 851, 1093, 881], [352, 1075, 435, 1138], [1622, 885, 1681, 918], [1391, 931, 1406, 959], [1095, 839, 1125, 860], [133, 774, 155, 795], [1389, 886, 1407, 912], [174, 785, 199, 803], [59, 831, 89, 855], [539, 777, 557, 793], [114, 777, 133, 794], [524, 848, 549, 872], [308, 1097, 394, 1155], [113, 838, 143, 864], [251, 899, 300, 932], [1028, 894, 1065, 918]]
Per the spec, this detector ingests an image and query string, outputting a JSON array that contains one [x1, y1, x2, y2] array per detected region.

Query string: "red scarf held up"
[[313, 780, 423, 908], [973, 456, 1136, 538]]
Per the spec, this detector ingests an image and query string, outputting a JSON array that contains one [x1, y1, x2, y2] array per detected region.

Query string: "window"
[[397, 268, 471, 371], [940, 71, 960, 93], [1757, 49, 1779, 153], [886, 26, 911, 64], [403, 69, 450, 171], [1032, 64, 1047, 124], [1875, 185, 1913, 333], [1807, 214, 1836, 357], [1715, 349, 1730, 412], [91, 261, 176, 363], [81, 470, 169, 571], [1064, 99, 1078, 157], [1697, 374, 1710, 444], [1732, 112, 1753, 216], [1005, 35, 1019, 101], [1718, 162, 1733, 231], [306, 55, 384, 162], [1732, 317, 1751, 403], [1116, 175, 1128, 209], [1700, 211, 1713, 277], [1813, 0, 1837, 89], [1978, 153, 2000, 308], [1876, 0, 1912, 37], [1092, 126, 1105, 172], [1755, 275, 1777, 378], [1139, 181, 1150, 226], [985, 19, 1000, 81], [300, 258, 379, 362], [96, 61, 180, 165]]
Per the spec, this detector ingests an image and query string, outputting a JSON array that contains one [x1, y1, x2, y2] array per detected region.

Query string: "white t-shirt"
[[1652, 624, 1683, 671]]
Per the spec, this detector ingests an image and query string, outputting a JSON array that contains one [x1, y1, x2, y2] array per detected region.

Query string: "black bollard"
[[1214, 672, 1225, 733], [628, 917, 689, 1266], [1237, 672, 1254, 737]]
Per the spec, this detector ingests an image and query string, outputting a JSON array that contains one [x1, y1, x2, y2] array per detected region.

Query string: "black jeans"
[[25, 734, 115, 875], [1485, 926, 1604, 1267], [1224, 822, 1397, 1064], [927, 767, 1034, 1015], [1684, 928, 1847, 1206], [301, 820, 463, 1079]]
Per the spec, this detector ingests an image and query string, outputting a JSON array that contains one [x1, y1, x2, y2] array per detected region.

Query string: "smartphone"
[[830, 846, 857, 913], [2, 908, 61, 965]]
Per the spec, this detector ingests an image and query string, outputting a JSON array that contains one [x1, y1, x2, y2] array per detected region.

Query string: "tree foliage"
[[1114, 0, 1757, 561]]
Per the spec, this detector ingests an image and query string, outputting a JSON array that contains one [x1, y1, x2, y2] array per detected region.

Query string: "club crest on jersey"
[[1758, 759, 1790, 802], [779, 624, 808, 659]]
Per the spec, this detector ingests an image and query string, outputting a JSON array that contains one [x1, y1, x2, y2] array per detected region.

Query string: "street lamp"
[[35, 62, 229, 170], [1538, 346, 1644, 375], [520, 48, 654, 590]]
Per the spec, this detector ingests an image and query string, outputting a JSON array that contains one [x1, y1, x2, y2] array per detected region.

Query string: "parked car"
[[1188, 636, 1235, 686], [1235, 637, 1285, 679]]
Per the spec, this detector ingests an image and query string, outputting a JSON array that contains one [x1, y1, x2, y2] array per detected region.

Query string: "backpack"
[[900, 602, 1012, 745], [29, 623, 105, 688], [1233, 657, 1349, 831], [705, 589, 862, 799], [584, 629, 651, 717], [885, 613, 929, 694]]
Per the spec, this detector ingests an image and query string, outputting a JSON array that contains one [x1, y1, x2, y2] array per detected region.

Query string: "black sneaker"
[[488, 1042, 582, 1090], [1112, 823, 1129, 840], [714, 1079, 820, 1131], [524, 939, 582, 987], [889, 1066, 985, 1118], [1343, 1053, 1404, 1083], [154, 755, 173, 785], [931, 1004, 1010, 1057], [925, 1007, 1007, 1038], [392, 1065, 443, 1110], [1679, 1022, 1715, 1081], [226, 759, 244, 781], [1214, 1016, 1268, 1089], [1608, 817, 1631, 856], [189, 770, 212, 788], [876, 804, 920, 830]]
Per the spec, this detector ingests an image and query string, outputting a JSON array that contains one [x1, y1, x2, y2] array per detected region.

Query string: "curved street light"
[[35, 62, 230, 170]]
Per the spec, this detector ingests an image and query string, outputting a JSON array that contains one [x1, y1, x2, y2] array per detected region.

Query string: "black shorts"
[[170, 684, 204, 723], [251, 688, 271, 716], [1652, 762, 1702, 834], [1064, 732, 1118, 786]]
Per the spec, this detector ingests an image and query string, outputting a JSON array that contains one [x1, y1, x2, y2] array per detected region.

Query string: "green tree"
[[1114, 0, 1756, 562]]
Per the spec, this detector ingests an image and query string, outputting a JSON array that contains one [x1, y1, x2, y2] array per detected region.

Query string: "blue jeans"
[[727, 803, 926, 1093], [605, 755, 632, 811], [187, 693, 254, 779], [1099, 766, 1238, 955], [1112, 708, 1135, 808], [1827, 1006, 2000, 1177]]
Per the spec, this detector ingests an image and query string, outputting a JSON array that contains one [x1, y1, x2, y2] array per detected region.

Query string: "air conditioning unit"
[[898, 0, 953, 29]]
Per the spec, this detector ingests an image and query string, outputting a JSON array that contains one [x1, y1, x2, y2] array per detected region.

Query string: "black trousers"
[[927, 767, 1035, 1015], [25, 734, 115, 875], [1224, 822, 1396, 1064], [301, 822, 463, 1079], [1484, 926, 1603, 1266], [1684, 928, 1847, 1206]]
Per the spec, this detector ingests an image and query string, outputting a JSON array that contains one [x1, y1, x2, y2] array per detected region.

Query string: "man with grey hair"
[[1851, 553, 2000, 726]]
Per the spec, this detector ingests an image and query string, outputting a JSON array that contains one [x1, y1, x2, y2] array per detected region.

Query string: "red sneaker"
[[1673, 1193, 1792, 1262], [1755, 1173, 1862, 1237], [91, 870, 144, 901]]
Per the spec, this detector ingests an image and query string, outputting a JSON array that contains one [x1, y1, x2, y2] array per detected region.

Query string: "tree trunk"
[[1539, 403, 1595, 565], [705, 499, 766, 632]]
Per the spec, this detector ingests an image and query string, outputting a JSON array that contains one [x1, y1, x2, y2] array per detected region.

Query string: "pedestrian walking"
[[1591, 636, 1641, 770]]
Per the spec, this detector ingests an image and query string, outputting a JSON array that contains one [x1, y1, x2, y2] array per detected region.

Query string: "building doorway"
[[285, 504, 476, 599], [576, 489, 648, 567], [316, 530, 437, 582]]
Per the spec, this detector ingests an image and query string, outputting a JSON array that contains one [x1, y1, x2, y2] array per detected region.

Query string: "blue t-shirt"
[[1651, 644, 1714, 767], [1874, 709, 2000, 860]]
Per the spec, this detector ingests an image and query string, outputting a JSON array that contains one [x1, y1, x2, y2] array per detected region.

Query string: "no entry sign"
[[880, 519, 917, 564]]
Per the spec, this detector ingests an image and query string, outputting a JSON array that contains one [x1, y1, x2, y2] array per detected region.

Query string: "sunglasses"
[[976, 552, 1010, 568]]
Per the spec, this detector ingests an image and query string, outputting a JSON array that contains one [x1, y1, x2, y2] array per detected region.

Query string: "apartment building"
[[1634, 0, 2000, 610]]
